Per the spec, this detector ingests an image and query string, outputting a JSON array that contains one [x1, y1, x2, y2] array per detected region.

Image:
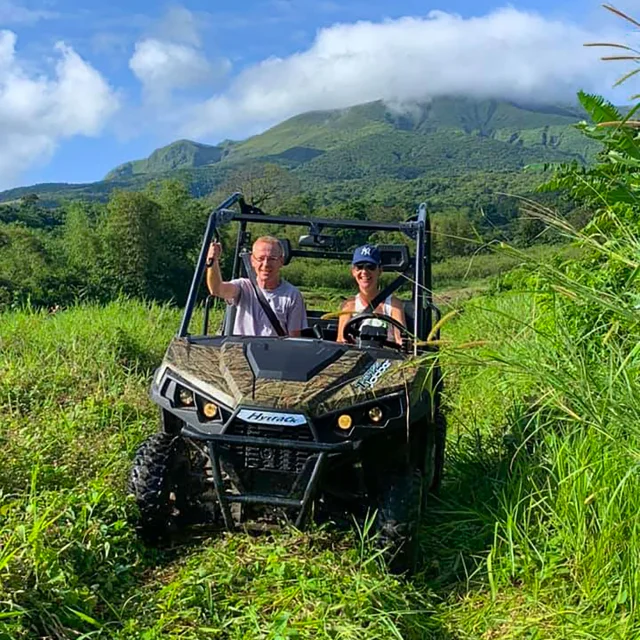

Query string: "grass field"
[[1, 234, 638, 638]]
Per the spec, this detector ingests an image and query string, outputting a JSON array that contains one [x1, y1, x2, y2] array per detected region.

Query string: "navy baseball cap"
[[352, 244, 381, 266]]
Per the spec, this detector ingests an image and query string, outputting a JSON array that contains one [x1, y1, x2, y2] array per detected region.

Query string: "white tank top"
[[354, 294, 394, 341]]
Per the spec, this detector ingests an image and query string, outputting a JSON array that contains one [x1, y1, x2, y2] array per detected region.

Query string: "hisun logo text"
[[354, 359, 392, 390], [237, 409, 307, 426]]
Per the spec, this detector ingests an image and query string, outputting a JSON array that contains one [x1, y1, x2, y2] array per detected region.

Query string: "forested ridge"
[[0, 94, 599, 310], [0, 95, 600, 209]]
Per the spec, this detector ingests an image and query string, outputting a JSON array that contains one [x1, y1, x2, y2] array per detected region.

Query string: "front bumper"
[[183, 422, 361, 530], [153, 369, 405, 530]]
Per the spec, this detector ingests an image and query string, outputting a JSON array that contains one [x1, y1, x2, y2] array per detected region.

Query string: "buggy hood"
[[157, 336, 426, 416]]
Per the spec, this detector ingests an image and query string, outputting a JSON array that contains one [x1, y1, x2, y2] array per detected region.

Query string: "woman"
[[337, 244, 406, 345]]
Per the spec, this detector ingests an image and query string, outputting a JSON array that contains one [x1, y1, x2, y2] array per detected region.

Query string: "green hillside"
[[0, 96, 602, 206], [106, 139, 233, 180]]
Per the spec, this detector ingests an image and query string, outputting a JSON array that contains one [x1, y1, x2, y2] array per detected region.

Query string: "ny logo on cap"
[[361, 246, 371, 255]]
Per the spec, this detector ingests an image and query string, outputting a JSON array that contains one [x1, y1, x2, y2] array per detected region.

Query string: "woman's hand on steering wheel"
[[343, 311, 411, 348]]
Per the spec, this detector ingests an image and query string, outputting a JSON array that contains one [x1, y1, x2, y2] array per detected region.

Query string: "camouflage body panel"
[[315, 357, 430, 416], [160, 337, 430, 416]]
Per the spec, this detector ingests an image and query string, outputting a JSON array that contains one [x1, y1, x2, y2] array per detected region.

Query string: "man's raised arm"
[[205, 242, 239, 300]]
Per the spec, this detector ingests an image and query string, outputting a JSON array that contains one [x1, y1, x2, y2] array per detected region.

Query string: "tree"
[[146, 179, 210, 303], [100, 191, 162, 298], [432, 209, 478, 259], [63, 202, 102, 271], [0, 225, 54, 307], [221, 163, 296, 208]]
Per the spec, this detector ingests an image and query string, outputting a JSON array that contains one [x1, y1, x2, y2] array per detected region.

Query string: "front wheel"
[[374, 469, 423, 574], [128, 432, 204, 543]]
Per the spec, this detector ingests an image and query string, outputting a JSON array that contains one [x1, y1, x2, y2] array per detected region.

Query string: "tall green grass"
[[422, 215, 640, 637], [0, 299, 442, 639], [2, 214, 639, 639]]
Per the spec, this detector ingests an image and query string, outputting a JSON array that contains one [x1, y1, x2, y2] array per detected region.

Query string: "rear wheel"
[[374, 469, 422, 574]]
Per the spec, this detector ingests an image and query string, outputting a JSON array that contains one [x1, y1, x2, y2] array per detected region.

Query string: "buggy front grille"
[[223, 421, 313, 474]]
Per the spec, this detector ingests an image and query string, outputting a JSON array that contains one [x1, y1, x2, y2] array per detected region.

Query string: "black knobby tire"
[[128, 432, 194, 543], [374, 469, 423, 574]]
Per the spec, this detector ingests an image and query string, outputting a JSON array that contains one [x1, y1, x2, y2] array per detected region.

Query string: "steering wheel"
[[343, 312, 412, 349]]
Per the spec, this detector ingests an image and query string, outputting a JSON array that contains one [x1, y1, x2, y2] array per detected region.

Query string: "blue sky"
[[0, 0, 637, 190]]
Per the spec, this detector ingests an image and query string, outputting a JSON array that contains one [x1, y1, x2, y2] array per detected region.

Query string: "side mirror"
[[299, 234, 335, 248]]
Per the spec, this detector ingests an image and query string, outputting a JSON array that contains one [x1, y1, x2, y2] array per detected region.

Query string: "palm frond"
[[603, 4, 640, 29], [578, 91, 622, 124]]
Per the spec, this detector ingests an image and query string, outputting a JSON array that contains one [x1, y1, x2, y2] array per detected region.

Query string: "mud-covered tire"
[[374, 469, 422, 574], [128, 432, 197, 543]]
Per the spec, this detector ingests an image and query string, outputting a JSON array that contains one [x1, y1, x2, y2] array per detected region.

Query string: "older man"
[[206, 235, 308, 337]]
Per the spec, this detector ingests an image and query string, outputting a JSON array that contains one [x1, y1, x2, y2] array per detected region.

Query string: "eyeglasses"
[[353, 263, 378, 272], [252, 254, 281, 264]]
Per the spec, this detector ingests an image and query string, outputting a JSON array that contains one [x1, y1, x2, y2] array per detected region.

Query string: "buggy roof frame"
[[216, 210, 419, 233], [178, 192, 434, 344]]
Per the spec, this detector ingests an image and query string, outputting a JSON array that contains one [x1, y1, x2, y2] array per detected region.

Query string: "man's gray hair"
[[253, 235, 283, 257]]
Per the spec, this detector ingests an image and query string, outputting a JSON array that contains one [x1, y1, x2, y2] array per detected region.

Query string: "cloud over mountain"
[[129, 6, 230, 104], [130, 38, 214, 100], [182, 7, 623, 139]]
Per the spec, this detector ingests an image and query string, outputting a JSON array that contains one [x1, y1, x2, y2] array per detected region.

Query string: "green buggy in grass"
[[128, 192, 446, 573]]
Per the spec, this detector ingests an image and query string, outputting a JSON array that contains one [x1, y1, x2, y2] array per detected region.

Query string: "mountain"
[[105, 139, 233, 180], [0, 97, 601, 206]]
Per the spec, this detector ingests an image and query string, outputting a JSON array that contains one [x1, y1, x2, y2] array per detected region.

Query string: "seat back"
[[305, 309, 339, 341], [279, 238, 292, 265]]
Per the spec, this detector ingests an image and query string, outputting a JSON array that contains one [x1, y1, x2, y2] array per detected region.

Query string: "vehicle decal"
[[237, 409, 307, 426], [353, 359, 392, 390]]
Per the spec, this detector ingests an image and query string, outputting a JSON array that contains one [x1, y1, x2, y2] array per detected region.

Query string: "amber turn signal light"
[[203, 402, 218, 419]]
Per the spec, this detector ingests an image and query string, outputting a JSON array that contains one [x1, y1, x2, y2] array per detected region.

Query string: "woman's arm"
[[337, 298, 356, 342]]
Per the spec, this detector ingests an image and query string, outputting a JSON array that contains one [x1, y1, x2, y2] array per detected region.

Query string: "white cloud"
[[0, 0, 57, 24], [181, 7, 626, 139], [153, 5, 202, 46], [0, 31, 119, 189], [129, 38, 215, 100], [129, 6, 230, 104]]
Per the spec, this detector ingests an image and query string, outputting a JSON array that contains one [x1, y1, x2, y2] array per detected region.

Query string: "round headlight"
[[368, 406, 384, 423], [203, 402, 218, 419], [337, 414, 352, 430], [178, 387, 194, 406]]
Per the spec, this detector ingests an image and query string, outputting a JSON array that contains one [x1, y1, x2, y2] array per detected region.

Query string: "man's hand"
[[205, 241, 238, 300], [206, 241, 222, 265]]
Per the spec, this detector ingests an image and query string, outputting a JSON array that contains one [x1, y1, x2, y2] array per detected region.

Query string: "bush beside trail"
[[421, 86, 640, 637]]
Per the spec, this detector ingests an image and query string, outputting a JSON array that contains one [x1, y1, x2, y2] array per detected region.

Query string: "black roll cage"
[[178, 192, 437, 346]]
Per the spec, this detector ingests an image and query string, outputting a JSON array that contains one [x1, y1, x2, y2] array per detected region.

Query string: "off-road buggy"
[[128, 192, 446, 572]]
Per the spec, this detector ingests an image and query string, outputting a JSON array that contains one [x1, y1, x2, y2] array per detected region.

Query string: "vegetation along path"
[[1, 219, 639, 638]]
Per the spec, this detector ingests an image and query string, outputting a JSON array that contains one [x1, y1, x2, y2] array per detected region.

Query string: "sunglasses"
[[353, 263, 378, 272], [252, 254, 281, 264]]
